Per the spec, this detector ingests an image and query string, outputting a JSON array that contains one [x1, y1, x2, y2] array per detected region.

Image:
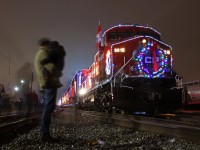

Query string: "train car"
[[187, 84, 200, 103], [183, 81, 200, 110], [62, 24, 183, 114]]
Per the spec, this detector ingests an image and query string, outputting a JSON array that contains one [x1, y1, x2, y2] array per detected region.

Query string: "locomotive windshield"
[[107, 29, 160, 42], [108, 32, 135, 42]]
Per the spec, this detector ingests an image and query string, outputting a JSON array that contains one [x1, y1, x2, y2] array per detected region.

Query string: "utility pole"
[[8, 49, 11, 89], [31, 71, 33, 92]]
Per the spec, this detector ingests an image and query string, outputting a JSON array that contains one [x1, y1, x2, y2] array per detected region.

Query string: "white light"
[[142, 39, 147, 44], [14, 86, 19, 91], [57, 99, 62, 106], [79, 88, 87, 95], [20, 80, 24, 84], [166, 50, 171, 55]]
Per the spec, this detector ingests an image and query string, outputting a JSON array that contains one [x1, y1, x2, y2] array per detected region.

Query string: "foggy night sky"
[[0, 0, 200, 98]]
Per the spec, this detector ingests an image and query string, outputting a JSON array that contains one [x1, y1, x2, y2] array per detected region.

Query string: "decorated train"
[[60, 24, 183, 114]]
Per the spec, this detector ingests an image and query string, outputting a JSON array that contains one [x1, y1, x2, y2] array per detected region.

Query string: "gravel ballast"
[[1, 110, 200, 150]]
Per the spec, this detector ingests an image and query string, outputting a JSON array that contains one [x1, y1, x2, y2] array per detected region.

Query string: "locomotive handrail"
[[175, 75, 183, 89], [83, 77, 113, 95], [183, 80, 200, 86], [113, 56, 133, 79], [112, 56, 136, 90], [120, 84, 134, 90]]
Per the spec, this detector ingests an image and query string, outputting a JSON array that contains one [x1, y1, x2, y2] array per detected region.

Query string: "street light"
[[20, 79, 24, 89], [14, 86, 19, 91], [20, 80, 24, 84]]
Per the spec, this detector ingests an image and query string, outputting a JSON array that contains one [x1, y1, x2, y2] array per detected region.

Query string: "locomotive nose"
[[149, 91, 161, 101]]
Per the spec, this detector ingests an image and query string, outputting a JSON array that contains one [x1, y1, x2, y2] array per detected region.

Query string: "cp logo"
[[145, 57, 159, 63]]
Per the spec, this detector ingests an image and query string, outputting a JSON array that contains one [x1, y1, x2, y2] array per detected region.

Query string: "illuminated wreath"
[[135, 43, 169, 78]]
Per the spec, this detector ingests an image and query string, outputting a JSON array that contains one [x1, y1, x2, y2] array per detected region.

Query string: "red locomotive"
[[61, 24, 183, 114]]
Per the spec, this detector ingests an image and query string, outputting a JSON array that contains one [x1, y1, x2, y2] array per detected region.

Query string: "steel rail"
[[81, 111, 200, 144], [0, 112, 25, 123], [0, 108, 63, 144], [0, 116, 40, 136]]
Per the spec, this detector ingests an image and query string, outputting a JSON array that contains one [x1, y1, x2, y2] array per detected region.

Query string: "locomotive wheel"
[[95, 92, 112, 112], [120, 109, 126, 115], [112, 107, 117, 114], [102, 95, 112, 112], [94, 96, 103, 111]]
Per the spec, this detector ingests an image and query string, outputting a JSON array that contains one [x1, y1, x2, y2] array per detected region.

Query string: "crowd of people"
[[0, 84, 11, 114], [0, 83, 41, 115]]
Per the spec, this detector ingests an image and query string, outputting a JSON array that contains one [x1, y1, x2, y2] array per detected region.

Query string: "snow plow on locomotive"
[[61, 24, 183, 115]]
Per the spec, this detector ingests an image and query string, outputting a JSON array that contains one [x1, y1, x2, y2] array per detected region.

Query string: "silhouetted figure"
[[21, 82, 31, 117], [28, 90, 39, 113], [0, 84, 5, 114], [0, 84, 11, 114], [34, 38, 65, 143]]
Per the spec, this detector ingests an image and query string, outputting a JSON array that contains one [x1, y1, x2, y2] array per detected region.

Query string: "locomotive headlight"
[[166, 50, 171, 55], [79, 88, 87, 95], [164, 50, 171, 55], [142, 39, 147, 44], [91, 97, 94, 102]]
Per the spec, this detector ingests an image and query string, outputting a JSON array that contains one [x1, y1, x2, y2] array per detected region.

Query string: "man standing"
[[34, 38, 62, 143]]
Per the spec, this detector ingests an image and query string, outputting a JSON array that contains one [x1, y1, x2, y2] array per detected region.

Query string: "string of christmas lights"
[[135, 41, 170, 78]]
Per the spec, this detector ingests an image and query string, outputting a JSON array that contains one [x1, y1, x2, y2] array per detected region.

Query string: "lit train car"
[[61, 69, 89, 106], [62, 24, 183, 114], [188, 84, 200, 103], [183, 81, 200, 109]]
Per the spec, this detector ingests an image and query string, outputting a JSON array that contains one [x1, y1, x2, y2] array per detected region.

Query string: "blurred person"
[[0, 84, 5, 114], [34, 38, 64, 143], [21, 82, 31, 117], [0, 84, 12, 114], [0, 84, 5, 101], [28, 90, 39, 113], [18, 97, 23, 111]]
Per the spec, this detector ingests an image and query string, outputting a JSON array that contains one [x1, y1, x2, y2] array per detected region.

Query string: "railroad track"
[[0, 115, 40, 144], [156, 112, 200, 125], [0, 115, 40, 136], [80, 110, 200, 144], [0, 108, 63, 144], [0, 112, 25, 124]]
